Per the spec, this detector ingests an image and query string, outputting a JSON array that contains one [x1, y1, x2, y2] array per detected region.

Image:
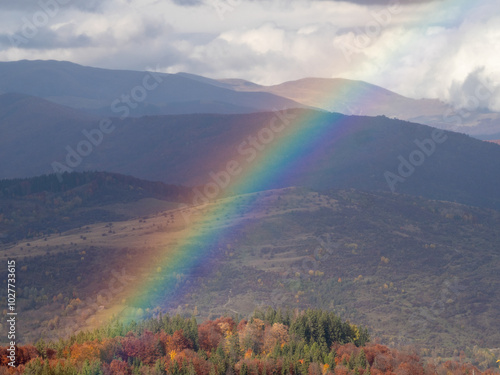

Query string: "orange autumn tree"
[[121, 330, 163, 365], [198, 320, 224, 352], [68, 341, 101, 365], [263, 323, 289, 353], [0, 308, 495, 375], [165, 330, 193, 354], [239, 318, 266, 355], [107, 359, 131, 375]]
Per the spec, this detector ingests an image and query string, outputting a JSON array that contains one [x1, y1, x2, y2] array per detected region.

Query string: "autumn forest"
[[0, 309, 495, 375]]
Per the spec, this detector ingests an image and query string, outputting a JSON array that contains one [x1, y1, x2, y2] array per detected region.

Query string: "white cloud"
[[0, 0, 499, 110], [220, 23, 285, 54]]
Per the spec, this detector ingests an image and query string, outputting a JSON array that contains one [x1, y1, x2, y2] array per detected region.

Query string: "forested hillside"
[[1, 309, 495, 374], [0, 172, 190, 242]]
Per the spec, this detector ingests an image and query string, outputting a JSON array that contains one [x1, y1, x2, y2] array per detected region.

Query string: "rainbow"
[[115, 109, 341, 320], [103, 0, 474, 323]]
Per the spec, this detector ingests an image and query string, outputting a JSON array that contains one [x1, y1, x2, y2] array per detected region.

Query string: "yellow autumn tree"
[[263, 323, 290, 353], [239, 318, 265, 354]]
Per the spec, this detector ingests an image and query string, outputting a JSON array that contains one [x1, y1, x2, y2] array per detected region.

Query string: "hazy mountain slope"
[[220, 77, 441, 117], [478, 131, 500, 141], [0, 171, 191, 243], [0, 93, 98, 178], [2, 104, 500, 210], [3, 60, 500, 135], [179, 188, 500, 351], [0, 92, 95, 124], [220, 77, 500, 136], [2, 184, 499, 353], [0, 60, 309, 116]]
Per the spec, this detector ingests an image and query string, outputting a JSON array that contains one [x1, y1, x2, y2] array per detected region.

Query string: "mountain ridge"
[[0, 60, 311, 116], [2, 59, 500, 135], [2, 103, 500, 211], [220, 76, 500, 136], [1, 177, 499, 359]]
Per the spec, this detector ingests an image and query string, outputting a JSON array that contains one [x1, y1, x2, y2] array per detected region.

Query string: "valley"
[[1, 182, 499, 366], [1, 57, 499, 373]]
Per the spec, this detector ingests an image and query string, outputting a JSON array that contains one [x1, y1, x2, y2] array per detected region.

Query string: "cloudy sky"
[[0, 0, 499, 110]]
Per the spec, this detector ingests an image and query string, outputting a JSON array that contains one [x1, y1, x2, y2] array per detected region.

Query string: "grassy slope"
[[1, 186, 498, 357], [3, 107, 500, 212], [0, 171, 191, 242]]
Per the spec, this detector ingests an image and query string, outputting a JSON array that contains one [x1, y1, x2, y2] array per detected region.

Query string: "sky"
[[0, 0, 499, 110]]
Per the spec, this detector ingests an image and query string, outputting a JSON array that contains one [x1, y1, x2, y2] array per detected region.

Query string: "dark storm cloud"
[[169, 0, 441, 6], [0, 0, 434, 11], [0, 31, 92, 50], [170, 0, 204, 6], [0, 0, 106, 13], [1, 0, 497, 112], [324, 0, 442, 4], [2, 9, 171, 51]]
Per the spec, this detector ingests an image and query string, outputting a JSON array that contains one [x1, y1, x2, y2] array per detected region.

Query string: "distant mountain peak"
[[1, 59, 500, 136]]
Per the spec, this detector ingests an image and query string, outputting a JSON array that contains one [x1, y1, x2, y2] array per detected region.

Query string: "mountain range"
[[1, 60, 500, 137], [1, 60, 500, 368], [0, 60, 309, 117], [1, 173, 499, 357], [2, 92, 500, 211]]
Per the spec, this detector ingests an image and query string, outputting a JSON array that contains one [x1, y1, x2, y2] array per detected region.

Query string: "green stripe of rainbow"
[[107, 0, 474, 322]]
